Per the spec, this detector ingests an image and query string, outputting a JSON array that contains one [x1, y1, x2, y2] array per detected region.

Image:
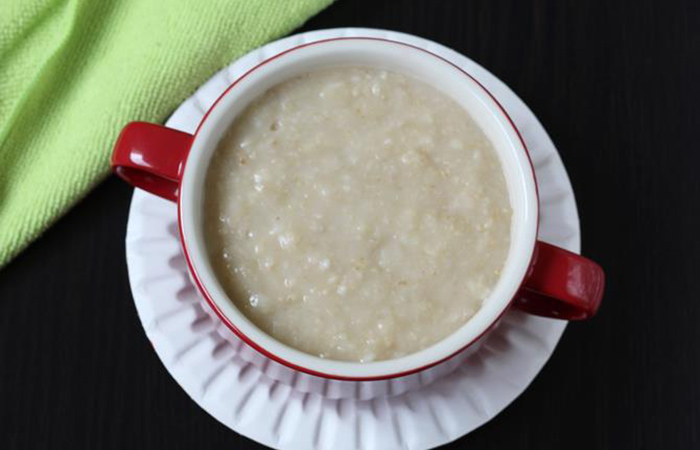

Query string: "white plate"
[[125, 28, 579, 450]]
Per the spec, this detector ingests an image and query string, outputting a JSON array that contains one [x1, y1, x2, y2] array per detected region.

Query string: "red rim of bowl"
[[176, 37, 541, 381]]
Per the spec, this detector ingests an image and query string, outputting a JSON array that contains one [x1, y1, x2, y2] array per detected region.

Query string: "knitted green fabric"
[[0, 0, 332, 268]]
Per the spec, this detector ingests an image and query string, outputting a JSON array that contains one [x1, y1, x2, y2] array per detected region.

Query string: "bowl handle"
[[111, 122, 193, 202], [514, 241, 605, 320]]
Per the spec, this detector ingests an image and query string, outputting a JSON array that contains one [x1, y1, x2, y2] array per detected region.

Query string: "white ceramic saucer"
[[125, 28, 580, 450]]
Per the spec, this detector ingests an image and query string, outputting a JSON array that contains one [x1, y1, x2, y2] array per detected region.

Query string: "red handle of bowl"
[[514, 241, 605, 320], [111, 122, 193, 202]]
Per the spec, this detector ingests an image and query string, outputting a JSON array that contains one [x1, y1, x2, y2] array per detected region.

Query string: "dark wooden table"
[[2, 0, 699, 448]]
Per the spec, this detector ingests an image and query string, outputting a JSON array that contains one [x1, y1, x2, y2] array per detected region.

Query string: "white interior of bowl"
[[179, 38, 538, 379]]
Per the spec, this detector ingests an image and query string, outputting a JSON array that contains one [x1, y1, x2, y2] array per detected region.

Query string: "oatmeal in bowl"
[[205, 67, 512, 362]]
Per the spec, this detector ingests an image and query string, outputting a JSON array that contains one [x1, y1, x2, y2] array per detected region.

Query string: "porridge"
[[204, 67, 512, 362]]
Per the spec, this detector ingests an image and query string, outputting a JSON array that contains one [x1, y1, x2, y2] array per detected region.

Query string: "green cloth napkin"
[[0, 0, 332, 268]]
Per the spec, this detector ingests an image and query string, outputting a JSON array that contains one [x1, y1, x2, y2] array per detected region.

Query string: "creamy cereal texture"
[[205, 67, 511, 362]]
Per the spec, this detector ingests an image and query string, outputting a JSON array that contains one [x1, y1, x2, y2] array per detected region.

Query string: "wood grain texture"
[[1, 0, 699, 448]]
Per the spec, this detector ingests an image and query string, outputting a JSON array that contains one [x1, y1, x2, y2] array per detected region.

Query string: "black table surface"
[[2, 0, 699, 448]]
